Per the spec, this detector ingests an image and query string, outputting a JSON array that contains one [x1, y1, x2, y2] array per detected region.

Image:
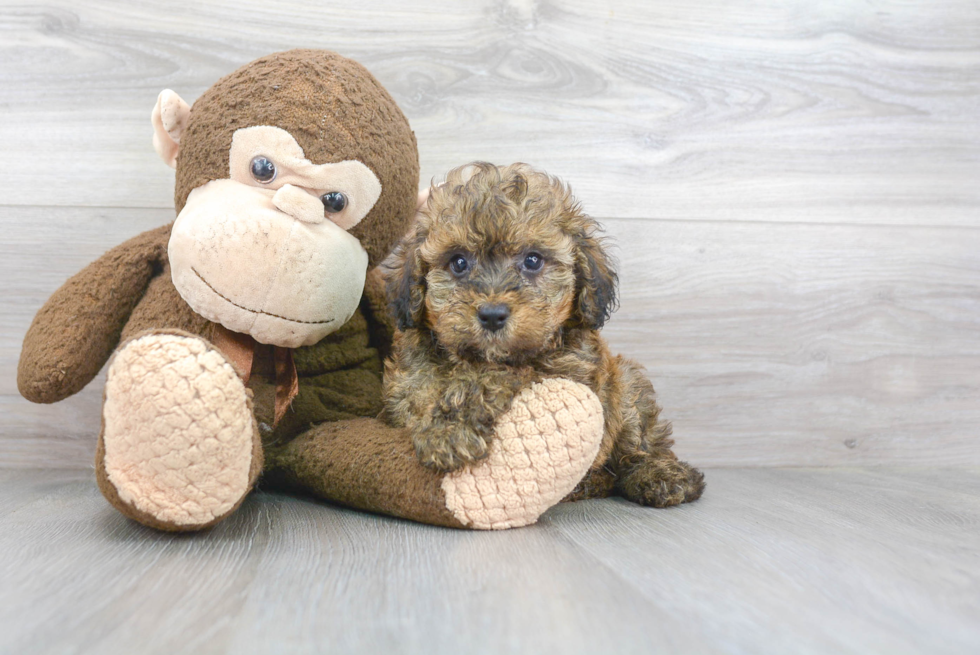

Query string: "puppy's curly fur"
[[383, 163, 704, 507]]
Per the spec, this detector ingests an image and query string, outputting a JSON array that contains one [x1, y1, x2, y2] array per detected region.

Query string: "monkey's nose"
[[272, 184, 324, 224], [478, 304, 510, 332]]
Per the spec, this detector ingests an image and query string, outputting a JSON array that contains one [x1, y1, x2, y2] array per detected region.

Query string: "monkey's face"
[[152, 50, 421, 349], [168, 126, 380, 348]]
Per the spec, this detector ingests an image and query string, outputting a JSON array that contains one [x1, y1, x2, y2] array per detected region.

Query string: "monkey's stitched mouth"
[[191, 267, 334, 326]]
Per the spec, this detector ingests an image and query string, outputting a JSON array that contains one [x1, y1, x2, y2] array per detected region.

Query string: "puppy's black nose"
[[478, 304, 510, 332]]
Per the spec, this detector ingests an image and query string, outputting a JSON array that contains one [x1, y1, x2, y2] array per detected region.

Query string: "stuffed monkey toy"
[[17, 50, 604, 531]]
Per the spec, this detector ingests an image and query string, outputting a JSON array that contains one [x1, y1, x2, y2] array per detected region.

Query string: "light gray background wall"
[[3, 0, 979, 468]]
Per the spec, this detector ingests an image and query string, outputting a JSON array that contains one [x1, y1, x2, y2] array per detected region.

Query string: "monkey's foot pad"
[[442, 378, 604, 530], [99, 332, 257, 530]]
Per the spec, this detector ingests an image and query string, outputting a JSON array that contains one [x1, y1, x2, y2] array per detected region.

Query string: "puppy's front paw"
[[618, 457, 706, 508], [415, 423, 490, 472]]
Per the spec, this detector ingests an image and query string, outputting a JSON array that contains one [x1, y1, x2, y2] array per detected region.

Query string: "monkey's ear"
[[151, 89, 191, 169], [385, 230, 427, 331], [573, 224, 619, 330]]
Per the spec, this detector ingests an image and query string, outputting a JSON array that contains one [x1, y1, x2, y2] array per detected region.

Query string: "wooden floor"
[[2, 467, 978, 655]]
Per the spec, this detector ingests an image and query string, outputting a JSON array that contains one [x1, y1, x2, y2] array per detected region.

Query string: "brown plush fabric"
[[18, 224, 171, 404], [264, 417, 465, 528], [174, 49, 419, 267], [360, 265, 397, 362], [273, 307, 385, 439], [120, 249, 211, 341]]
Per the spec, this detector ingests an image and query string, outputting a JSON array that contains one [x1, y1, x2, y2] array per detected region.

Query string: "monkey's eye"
[[449, 254, 469, 276], [321, 192, 348, 214], [522, 252, 544, 272], [250, 156, 277, 184]]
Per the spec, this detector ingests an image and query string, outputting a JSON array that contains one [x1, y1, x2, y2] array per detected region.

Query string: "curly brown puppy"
[[383, 163, 704, 507]]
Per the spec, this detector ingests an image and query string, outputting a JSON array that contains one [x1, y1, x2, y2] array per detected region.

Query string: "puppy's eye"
[[449, 254, 469, 276], [250, 156, 277, 184], [321, 192, 347, 213], [522, 252, 544, 272]]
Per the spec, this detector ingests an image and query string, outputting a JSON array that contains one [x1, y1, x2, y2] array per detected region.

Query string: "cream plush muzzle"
[[169, 179, 368, 348]]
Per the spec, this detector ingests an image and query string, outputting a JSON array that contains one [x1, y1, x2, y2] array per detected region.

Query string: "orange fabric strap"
[[211, 325, 299, 426], [211, 325, 256, 383], [273, 346, 299, 426]]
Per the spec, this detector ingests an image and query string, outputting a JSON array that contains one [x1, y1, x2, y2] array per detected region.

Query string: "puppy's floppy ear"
[[385, 227, 427, 331], [572, 218, 619, 330]]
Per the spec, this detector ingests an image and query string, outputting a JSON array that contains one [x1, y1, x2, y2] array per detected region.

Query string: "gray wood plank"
[[546, 467, 980, 655], [1, 207, 171, 468], [0, 0, 977, 224], [5, 208, 978, 468], [2, 467, 978, 655], [0, 469, 717, 655], [605, 218, 980, 467]]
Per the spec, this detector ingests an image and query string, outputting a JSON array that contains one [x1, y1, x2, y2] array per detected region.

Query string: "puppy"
[[383, 163, 704, 507]]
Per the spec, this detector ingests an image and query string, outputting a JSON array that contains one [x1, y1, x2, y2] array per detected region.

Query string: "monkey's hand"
[[18, 224, 171, 404]]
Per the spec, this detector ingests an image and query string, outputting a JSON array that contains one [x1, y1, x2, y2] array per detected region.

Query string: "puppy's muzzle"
[[477, 303, 510, 332]]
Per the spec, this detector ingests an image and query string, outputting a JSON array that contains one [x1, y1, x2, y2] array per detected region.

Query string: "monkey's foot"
[[441, 378, 604, 530], [96, 331, 261, 531]]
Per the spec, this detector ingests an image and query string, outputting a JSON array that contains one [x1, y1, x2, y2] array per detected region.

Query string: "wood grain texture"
[[606, 218, 980, 467], [547, 467, 980, 655], [0, 0, 978, 223], [2, 2, 980, 467], [1, 207, 171, 468], [4, 208, 978, 467], [2, 467, 978, 655]]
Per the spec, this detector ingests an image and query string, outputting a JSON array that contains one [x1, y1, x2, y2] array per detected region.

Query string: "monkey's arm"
[[266, 377, 605, 530], [18, 224, 172, 403]]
